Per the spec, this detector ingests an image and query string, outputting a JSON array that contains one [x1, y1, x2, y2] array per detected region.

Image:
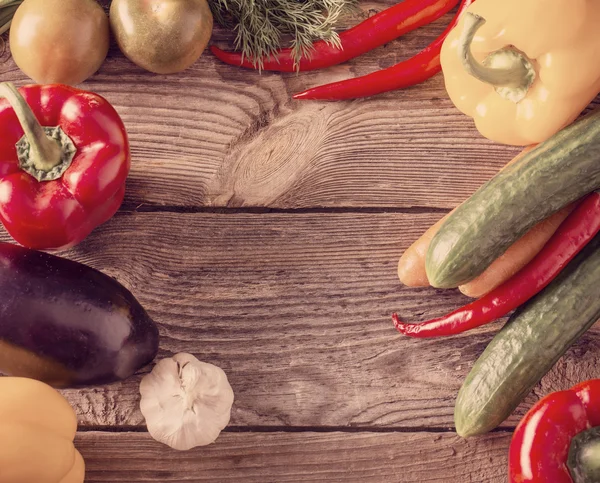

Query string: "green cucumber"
[[454, 232, 600, 438], [426, 109, 600, 288]]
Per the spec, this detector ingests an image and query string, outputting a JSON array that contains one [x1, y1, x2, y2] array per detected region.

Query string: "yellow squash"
[[0, 378, 84, 483], [440, 0, 600, 146]]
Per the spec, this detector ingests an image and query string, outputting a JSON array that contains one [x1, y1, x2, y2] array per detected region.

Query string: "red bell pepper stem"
[[293, 0, 473, 101], [568, 427, 600, 483], [210, 0, 459, 72], [393, 191, 600, 338], [508, 379, 600, 483], [0, 82, 64, 173]]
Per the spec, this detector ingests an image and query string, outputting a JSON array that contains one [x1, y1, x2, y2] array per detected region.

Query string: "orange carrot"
[[398, 146, 549, 291], [398, 211, 453, 286], [458, 203, 576, 297]]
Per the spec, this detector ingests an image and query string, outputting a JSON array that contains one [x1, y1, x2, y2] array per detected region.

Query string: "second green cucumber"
[[454, 232, 600, 438]]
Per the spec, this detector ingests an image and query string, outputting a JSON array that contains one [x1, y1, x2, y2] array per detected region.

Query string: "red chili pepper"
[[293, 0, 473, 101], [509, 379, 600, 483], [392, 191, 600, 338], [0, 82, 130, 250], [210, 0, 459, 72]]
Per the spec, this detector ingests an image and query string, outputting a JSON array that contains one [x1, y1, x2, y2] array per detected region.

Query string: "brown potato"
[[109, 0, 213, 75], [9, 0, 109, 85]]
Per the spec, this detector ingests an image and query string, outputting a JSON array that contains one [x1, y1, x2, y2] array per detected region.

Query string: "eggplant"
[[0, 242, 159, 388]]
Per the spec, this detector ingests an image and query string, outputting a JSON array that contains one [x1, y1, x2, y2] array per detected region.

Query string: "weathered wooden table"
[[1, 1, 599, 481]]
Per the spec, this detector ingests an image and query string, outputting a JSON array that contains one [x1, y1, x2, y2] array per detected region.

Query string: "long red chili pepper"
[[293, 0, 473, 101], [210, 0, 459, 72], [392, 191, 600, 338]]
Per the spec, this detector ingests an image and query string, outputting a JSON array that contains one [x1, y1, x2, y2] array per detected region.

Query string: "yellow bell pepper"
[[440, 0, 600, 146], [0, 377, 85, 483]]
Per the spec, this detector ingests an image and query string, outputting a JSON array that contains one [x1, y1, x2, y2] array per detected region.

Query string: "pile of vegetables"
[[0, 0, 599, 480], [391, 0, 600, 480], [0, 0, 238, 476], [395, 106, 600, 443]]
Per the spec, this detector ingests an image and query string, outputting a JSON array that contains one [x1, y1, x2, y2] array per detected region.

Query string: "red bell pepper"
[[509, 379, 600, 483], [0, 82, 130, 250]]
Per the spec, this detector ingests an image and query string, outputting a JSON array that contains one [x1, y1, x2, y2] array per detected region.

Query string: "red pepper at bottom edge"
[[509, 379, 600, 483]]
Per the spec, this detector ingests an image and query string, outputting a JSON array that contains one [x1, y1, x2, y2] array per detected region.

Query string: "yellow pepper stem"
[[458, 13, 536, 103]]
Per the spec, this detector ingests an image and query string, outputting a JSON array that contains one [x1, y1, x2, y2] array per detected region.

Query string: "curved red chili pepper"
[[293, 0, 473, 101], [392, 191, 600, 338], [509, 379, 600, 483], [0, 83, 130, 250], [210, 0, 459, 72]]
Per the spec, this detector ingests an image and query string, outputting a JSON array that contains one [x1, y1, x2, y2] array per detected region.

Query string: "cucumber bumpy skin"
[[426, 109, 600, 288], [454, 233, 600, 438]]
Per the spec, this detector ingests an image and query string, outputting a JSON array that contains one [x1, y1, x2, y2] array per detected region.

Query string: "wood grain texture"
[[0, 3, 535, 210], [1, 211, 594, 430], [76, 431, 511, 482], [2, 3, 600, 480]]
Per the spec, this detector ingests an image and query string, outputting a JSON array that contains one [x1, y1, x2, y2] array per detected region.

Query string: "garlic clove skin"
[[139, 353, 234, 451]]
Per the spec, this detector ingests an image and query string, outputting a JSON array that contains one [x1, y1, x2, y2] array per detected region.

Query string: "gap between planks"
[[122, 204, 451, 215], [78, 425, 515, 434]]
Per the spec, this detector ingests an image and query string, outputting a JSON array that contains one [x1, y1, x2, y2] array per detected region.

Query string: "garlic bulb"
[[139, 353, 234, 451]]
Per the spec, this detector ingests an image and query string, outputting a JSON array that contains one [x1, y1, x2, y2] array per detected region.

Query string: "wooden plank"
[[1, 211, 595, 429], [0, 6, 528, 210], [76, 431, 511, 482]]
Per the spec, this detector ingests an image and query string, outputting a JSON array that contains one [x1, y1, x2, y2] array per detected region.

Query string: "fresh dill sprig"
[[209, 0, 358, 70]]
